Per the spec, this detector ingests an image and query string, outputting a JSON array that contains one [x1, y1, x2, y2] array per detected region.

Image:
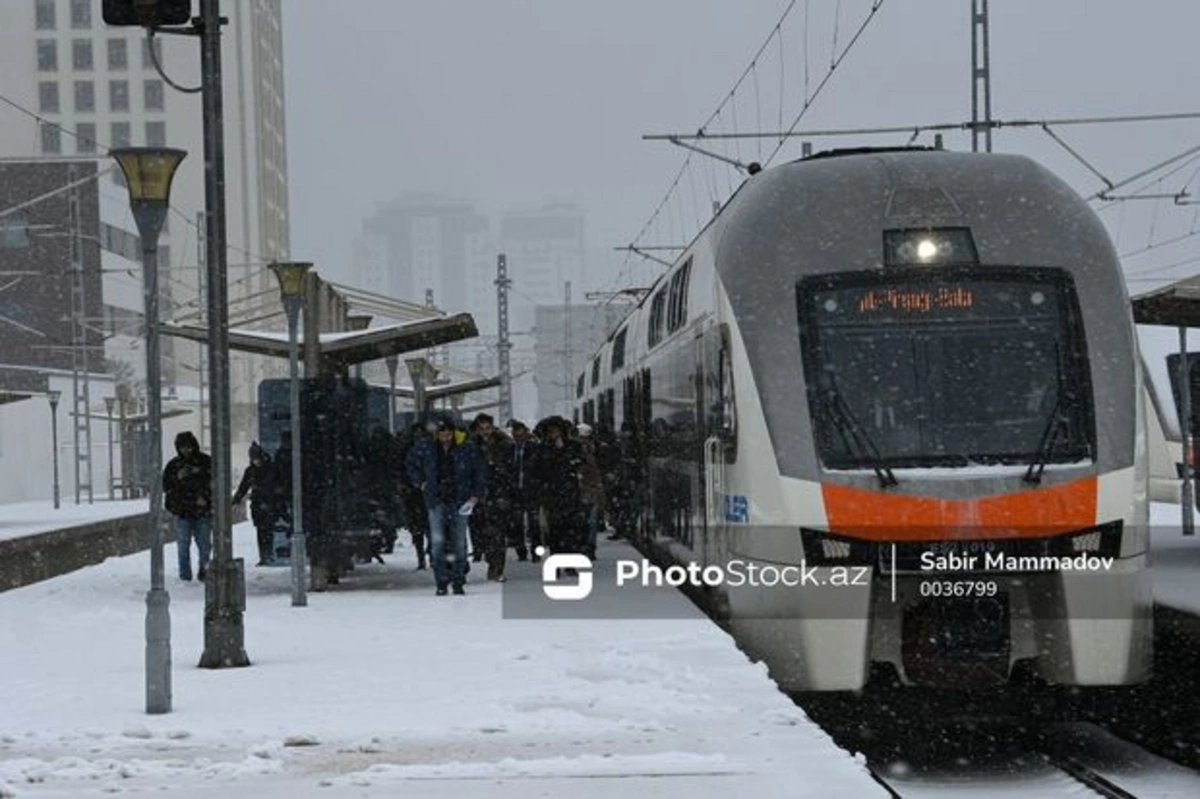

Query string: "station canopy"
[[0, 367, 48, 406], [1132, 274, 1200, 328], [161, 313, 478, 372]]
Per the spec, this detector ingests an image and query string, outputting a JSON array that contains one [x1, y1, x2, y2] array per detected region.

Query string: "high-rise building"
[[355, 193, 490, 315], [0, 0, 290, 443], [499, 204, 585, 336]]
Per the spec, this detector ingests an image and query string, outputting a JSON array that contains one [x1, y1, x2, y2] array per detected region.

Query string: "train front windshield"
[[798, 267, 1095, 469]]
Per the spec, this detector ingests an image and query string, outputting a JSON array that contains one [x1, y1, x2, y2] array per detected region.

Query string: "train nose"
[[902, 593, 1012, 688]]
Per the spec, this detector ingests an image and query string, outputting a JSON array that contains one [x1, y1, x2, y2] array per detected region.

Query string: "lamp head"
[[269, 261, 312, 299], [110, 147, 187, 204], [48, 390, 61, 408]]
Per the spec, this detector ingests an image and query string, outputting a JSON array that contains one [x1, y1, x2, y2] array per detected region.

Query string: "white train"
[[578, 147, 1152, 691]]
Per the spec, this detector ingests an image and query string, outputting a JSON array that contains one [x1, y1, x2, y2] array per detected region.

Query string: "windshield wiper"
[[822, 377, 898, 489], [1023, 389, 1081, 485]]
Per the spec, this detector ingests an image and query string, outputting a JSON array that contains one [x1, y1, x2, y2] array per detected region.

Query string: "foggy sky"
[[282, 0, 1200, 296]]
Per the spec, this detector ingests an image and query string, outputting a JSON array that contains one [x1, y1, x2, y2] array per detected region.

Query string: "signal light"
[[883, 227, 979, 267], [102, 0, 193, 27]]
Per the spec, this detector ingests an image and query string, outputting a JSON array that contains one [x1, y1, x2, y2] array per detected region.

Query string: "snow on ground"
[[0, 500, 148, 543], [0, 522, 883, 798], [1150, 502, 1200, 616]]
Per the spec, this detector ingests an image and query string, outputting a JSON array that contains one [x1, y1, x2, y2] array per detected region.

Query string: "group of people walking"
[[161, 413, 644, 595], [400, 413, 642, 596]]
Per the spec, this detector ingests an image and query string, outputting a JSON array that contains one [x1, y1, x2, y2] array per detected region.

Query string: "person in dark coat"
[[470, 413, 513, 582], [406, 419, 486, 595], [531, 416, 588, 556], [162, 431, 213, 581], [505, 420, 541, 562], [364, 429, 402, 557], [608, 421, 641, 540], [232, 442, 282, 566], [398, 423, 431, 569]]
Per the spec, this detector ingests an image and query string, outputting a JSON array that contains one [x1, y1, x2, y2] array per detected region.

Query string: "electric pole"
[[195, 211, 208, 450], [68, 162, 94, 504], [563, 280, 572, 416], [495, 254, 513, 423], [971, 0, 993, 152]]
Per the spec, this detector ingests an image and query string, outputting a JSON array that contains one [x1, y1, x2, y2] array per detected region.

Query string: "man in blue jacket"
[[406, 419, 485, 595]]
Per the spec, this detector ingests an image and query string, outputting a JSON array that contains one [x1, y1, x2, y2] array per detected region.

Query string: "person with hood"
[[232, 442, 282, 566], [398, 423, 431, 570], [162, 431, 213, 581], [531, 416, 587, 557], [406, 418, 486, 595]]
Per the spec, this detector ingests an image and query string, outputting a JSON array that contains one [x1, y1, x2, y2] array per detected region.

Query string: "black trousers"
[[255, 522, 274, 562], [505, 501, 541, 557]]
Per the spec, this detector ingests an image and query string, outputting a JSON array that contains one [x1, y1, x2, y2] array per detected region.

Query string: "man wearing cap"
[[406, 419, 486, 595]]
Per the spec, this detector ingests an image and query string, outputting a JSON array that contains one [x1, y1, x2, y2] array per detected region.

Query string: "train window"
[[667, 271, 682, 332], [611, 327, 627, 371], [591, 355, 601, 387], [797, 267, 1094, 469], [584, 399, 595, 425], [667, 258, 693, 333], [576, 373, 585, 399], [648, 290, 666, 347]]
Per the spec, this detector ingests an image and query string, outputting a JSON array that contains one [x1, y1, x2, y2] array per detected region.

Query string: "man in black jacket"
[[163, 431, 213, 581]]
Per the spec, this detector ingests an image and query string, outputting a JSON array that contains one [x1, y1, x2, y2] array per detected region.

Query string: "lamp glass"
[[110, 148, 187, 203], [270, 262, 312, 298], [48, 390, 61, 405]]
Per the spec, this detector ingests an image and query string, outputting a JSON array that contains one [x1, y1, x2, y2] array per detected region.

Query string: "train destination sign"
[[813, 277, 1064, 322]]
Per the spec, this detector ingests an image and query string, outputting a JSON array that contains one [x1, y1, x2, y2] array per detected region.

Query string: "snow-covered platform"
[[0, 499, 148, 543], [0, 522, 884, 798], [0, 500, 150, 592]]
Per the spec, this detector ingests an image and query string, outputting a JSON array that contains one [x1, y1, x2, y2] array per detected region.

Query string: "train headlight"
[[822, 538, 852, 559], [883, 228, 979, 266], [1051, 521, 1123, 558]]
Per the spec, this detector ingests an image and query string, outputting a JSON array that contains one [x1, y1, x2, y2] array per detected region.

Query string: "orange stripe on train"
[[820, 477, 1098, 541]]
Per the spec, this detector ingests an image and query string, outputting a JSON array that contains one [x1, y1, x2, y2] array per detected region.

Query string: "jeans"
[[175, 515, 213, 580], [427, 501, 468, 589]]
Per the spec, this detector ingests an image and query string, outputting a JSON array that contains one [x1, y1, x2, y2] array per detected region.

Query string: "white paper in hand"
[[458, 499, 476, 517]]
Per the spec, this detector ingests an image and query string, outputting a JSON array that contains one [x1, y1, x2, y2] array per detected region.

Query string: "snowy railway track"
[[1045, 752, 1139, 798], [858, 724, 1200, 798]]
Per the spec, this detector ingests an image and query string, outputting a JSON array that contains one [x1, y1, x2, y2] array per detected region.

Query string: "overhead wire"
[[0, 89, 276, 278], [764, 0, 887, 168], [608, 0, 803, 299]]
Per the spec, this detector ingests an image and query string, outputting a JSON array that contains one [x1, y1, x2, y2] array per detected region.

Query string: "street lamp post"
[[270, 261, 312, 607], [385, 356, 398, 434], [48, 390, 61, 509], [111, 146, 186, 715], [105, 396, 116, 501]]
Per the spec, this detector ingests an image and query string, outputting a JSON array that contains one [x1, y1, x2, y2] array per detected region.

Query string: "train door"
[[693, 330, 710, 560], [703, 325, 736, 570]]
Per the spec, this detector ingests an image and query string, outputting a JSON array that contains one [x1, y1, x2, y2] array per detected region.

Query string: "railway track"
[[796, 675, 1200, 799]]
